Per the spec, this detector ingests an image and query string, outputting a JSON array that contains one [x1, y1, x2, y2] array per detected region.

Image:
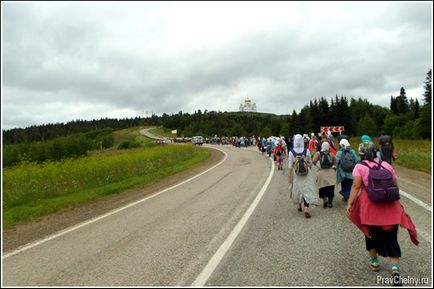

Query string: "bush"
[[117, 140, 141, 150]]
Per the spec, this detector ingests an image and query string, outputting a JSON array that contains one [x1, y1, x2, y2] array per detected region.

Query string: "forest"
[[2, 69, 432, 167]]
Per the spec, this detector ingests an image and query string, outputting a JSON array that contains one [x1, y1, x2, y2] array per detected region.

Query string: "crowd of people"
[[203, 130, 417, 285], [285, 131, 416, 286], [250, 130, 415, 286]]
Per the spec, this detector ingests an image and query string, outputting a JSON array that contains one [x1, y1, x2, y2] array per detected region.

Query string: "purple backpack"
[[360, 160, 400, 203]]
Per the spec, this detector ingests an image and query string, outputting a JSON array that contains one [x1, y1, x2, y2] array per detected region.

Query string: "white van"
[[192, 136, 204, 146]]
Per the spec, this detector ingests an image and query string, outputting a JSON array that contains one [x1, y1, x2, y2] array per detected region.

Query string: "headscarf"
[[293, 134, 304, 154], [358, 141, 377, 161], [361, 134, 372, 143], [339, 139, 350, 149], [321, 141, 330, 152]]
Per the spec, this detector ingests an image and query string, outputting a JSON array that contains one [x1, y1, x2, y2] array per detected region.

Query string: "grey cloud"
[[2, 2, 432, 129]]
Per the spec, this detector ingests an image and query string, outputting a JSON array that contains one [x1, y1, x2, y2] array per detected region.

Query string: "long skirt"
[[365, 225, 401, 257], [319, 185, 335, 199], [275, 155, 284, 167]]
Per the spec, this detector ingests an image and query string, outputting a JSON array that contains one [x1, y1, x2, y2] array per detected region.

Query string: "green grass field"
[[3, 144, 210, 228], [392, 139, 431, 174], [345, 137, 431, 174]]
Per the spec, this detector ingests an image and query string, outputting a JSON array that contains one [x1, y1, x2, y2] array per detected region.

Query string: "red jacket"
[[348, 188, 419, 246]]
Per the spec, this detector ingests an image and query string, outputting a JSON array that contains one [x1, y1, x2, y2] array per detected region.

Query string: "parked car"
[[192, 136, 204, 146]]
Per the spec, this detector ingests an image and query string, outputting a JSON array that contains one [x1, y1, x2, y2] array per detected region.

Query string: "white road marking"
[[399, 190, 432, 243], [192, 157, 275, 286], [400, 190, 432, 212], [3, 147, 228, 259]]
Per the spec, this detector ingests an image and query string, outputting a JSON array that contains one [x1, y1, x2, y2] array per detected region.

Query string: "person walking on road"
[[273, 139, 286, 170], [336, 139, 359, 202], [308, 133, 318, 153], [317, 132, 337, 155], [288, 134, 318, 218], [361, 134, 382, 160], [378, 131, 396, 165], [346, 142, 419, 286], [257, 136, 262, 153], [261, 137, 267, 155], [312, 141, 337, 208]]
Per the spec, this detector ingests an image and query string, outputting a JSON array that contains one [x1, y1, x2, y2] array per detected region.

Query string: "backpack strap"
[[360, 160, 384, 170], [359, 160, 373, 168], [376, 160, 390, 170]]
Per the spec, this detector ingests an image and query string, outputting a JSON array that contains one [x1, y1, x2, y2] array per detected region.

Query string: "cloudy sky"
[[2, 1, 432, 130]]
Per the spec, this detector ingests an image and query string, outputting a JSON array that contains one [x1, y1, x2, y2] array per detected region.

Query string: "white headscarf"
[[321, 141, 330, 152], [293, 134, 304, 154], [339, 139, 350, 149]]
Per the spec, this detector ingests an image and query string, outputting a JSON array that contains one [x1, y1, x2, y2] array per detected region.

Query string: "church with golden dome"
[[239, 96, 257, 112]]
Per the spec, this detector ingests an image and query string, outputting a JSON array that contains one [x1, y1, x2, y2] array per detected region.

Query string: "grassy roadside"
[[346, 137, 431, 174], [392, 139, 431, 174], [3, 145, 210, 228]]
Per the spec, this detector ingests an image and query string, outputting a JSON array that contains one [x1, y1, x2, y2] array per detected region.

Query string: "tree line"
[[2, 70, 431, 164], [3, 129, 114, 167]]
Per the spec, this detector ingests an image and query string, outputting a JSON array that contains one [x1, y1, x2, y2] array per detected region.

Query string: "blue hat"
[[361, 134, 372, 143]]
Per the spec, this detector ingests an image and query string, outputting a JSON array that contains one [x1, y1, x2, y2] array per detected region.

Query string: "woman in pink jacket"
[[346, 141, 418, 286]]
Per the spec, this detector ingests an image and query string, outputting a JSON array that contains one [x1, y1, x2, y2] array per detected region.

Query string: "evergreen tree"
[[423, 69, 432, 104], [409, 98, 420, 119], [390, 96, 399, 115], [337, 95, 352, 135], [396, 87, 410, 114], [309, 99, 321, 133], [413, 104, 431, 139], [318, 97, 331, 125]]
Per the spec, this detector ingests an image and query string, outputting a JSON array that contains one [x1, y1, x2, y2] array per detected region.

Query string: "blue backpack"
[[291, 148, 308, 176], [341, 148, 356, 172]]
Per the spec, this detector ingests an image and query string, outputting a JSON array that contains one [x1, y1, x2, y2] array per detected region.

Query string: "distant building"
[[239, 96, 257, 112]]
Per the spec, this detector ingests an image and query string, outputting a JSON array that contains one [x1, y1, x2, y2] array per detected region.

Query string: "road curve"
[[2, 145, 432, 286], [139, 128, 165, 140]]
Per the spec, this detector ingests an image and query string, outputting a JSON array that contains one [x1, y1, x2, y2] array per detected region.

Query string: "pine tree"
[[396, 87, 409, 114], [390, 96, 399, 114], [423, 69, 432, 104], [409, 98, 420, 119]]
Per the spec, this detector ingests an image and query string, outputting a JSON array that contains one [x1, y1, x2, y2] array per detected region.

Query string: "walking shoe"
[[391, 264, 402, 286], [297, 204, 302, 212], [368, 256, 380, 272], [304, 211, 311, 218]]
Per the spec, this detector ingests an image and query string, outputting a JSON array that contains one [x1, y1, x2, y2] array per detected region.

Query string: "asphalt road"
[[139, 128, 166, 141], [2, 145, 432, 287]]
